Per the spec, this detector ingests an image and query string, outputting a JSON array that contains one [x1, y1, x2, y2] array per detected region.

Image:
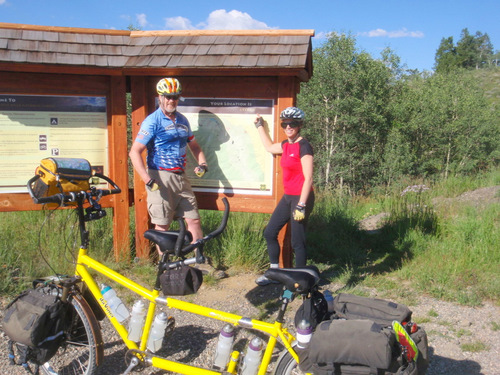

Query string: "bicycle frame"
[[75, 245, 299, 375]]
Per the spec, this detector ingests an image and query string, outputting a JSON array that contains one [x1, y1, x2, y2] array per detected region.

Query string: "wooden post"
[[130, 76, 152, 258], [109, 76, 130, 260]]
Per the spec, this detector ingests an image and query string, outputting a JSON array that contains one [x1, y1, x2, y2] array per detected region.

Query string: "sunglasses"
[[163, 95, 180, 101], [281, 120, 302, 129]]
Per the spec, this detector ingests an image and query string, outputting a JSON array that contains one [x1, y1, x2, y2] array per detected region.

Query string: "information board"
[[179, 98, 275, 195], [0, 94, 108, 193]]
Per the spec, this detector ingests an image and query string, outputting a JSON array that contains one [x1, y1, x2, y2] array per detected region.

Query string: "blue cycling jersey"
[[134, 108, 194, 172]]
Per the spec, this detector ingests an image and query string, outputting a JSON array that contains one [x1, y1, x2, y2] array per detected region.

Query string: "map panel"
[[179, 98, 275, 195], [0, 94, 108, 193]]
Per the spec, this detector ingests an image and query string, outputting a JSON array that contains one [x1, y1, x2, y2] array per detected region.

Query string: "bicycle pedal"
[[122, 356, 140, 375], [123, 350, 146, 374]]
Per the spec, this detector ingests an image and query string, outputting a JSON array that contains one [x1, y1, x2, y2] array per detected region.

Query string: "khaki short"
[[147, 169, 200, 226]]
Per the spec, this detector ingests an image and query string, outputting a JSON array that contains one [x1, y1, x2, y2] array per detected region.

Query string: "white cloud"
[[136, 13, 148, 28], [359, 28, 424, 38], [165, 16, 195, 30], [313, 31, 328, 40], [202, 9, 269, 30], [0, 0, 7, 4], [313, 31, 341, 41], [165, 9, 271, 30]]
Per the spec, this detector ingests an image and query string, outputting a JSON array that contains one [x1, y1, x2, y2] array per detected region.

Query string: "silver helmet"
[[280, 107, 305, 121]]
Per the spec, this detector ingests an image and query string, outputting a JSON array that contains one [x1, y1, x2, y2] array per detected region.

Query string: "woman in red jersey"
[[254, 107, 315, 286]]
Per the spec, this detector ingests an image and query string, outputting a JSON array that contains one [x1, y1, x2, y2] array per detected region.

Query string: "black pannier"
[[331, 293, 412, 326], [297, 293, 429, 375], [2, 286, 71, 372]]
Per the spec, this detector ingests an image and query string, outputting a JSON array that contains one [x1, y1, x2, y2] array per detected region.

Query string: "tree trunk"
[[445, 139, 451, 179]]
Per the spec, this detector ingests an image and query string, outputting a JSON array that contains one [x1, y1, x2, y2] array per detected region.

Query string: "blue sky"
[[1, 0, 499, 72]]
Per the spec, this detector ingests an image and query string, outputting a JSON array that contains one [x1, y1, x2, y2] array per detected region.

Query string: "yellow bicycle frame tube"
[[75, 247, 299, 374]]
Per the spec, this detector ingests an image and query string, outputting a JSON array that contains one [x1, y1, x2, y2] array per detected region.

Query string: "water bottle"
[[323, 290, 334, 313], [241, 337, 263, 375], [296, 319, 313, 349], [213, 324, 235, 370], [147, 312, 169, 352], [127, 299, 146, 342], [100, 284, 129, 323]]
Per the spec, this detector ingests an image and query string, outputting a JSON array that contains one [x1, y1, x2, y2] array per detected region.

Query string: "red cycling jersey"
[[280, 139, 313, 195]]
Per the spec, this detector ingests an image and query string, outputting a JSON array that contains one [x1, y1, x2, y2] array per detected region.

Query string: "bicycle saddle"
[[264, 266, 320, 294], [144, 230, 193, 254]]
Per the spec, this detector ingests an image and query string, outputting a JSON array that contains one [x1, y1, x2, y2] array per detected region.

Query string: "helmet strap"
[[289, 133, 301, 144]]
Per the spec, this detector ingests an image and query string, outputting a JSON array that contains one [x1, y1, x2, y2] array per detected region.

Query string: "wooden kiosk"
[[0, 23, 314, 266]]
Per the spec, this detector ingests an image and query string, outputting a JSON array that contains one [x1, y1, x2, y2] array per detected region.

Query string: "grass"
[[490, 322, 500, 331], [455, 329, 472, 338], [203, 210, 269, 272], [460, 341, 489, 353], [312, 168, 499, 306], [414, 317, 432, 324], [428, 309, 439, 318], [1, 168, 498, 307], [0, 207, 116, 295]]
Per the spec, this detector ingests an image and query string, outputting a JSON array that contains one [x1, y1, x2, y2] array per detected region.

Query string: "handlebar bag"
[[160, 264, 203, 296], [32, 157, 92, 201]]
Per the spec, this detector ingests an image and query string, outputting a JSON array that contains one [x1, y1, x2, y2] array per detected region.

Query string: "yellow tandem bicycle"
[[26, 172, 319, 375]]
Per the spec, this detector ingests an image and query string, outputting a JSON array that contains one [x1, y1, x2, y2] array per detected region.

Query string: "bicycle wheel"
[[273, 350, 306, 375], [39, 291, 102, 375]]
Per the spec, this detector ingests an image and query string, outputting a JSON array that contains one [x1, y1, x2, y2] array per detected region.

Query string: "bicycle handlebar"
[[165, 197, 230, 266], [27, 172, 121, 205], [27, 171, 229, 267]]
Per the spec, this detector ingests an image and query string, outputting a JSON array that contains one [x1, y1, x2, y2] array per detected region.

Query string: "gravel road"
[[1, 272, 499, 375]]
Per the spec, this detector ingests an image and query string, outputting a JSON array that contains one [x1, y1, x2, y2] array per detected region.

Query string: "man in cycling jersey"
[[129, 78, 208, 253]]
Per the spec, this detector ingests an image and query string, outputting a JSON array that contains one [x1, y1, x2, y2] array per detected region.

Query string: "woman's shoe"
[[255, 275, 279, 286]]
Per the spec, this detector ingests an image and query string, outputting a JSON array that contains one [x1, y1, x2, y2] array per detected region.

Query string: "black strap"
[[333, 362, 384, 375], [7, 340, 15, 365], [16, 344, 34, 374], [8, 342, 40, 375]]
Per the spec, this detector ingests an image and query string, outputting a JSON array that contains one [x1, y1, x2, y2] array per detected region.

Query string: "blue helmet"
[[280, 107, 305, 121]]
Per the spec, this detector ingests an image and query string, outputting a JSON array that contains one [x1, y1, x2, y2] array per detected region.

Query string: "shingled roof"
[[0, 23, 314, 81]]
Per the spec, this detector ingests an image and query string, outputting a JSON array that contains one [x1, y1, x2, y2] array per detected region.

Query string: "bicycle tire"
[[39, 291, 103, 375], [273, 350, 307, 375]]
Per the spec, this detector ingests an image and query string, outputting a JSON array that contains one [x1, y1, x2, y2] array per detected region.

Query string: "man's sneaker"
[[255, 275, 279, 286]]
